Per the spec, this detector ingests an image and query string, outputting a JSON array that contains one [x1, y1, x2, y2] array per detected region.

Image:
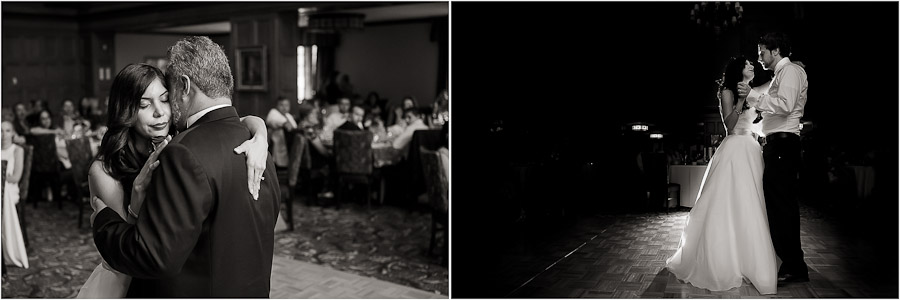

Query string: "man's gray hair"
[[166, 36, 233, 98]]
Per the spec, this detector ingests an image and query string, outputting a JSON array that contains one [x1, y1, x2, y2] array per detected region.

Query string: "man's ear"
[[771, 48, 781, 57], [181, 75, 192, 97]]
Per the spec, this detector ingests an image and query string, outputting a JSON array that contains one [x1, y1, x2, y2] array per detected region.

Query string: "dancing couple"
[[666, 31, 809, 294]]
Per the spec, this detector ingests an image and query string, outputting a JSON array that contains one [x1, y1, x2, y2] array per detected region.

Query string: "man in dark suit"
[[91, 36, 280, 297], [337, 105, 366, 131]]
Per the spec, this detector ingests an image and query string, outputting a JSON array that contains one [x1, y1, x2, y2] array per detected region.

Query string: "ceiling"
[[3, 2, 448, 34], [148, 2, 449, 35]]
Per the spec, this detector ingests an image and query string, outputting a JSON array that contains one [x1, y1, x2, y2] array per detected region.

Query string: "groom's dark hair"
[[758, 32, 791, 57]]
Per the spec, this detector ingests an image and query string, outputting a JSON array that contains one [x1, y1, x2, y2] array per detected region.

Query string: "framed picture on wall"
[[235, 46, 267, 91]]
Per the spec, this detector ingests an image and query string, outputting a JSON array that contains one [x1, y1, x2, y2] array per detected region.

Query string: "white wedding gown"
[[2, 144, 29, 270], [665, 107, 778, 294]]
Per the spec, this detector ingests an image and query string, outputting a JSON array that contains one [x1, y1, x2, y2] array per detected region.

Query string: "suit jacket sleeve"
[[93, 143, 212, 278]]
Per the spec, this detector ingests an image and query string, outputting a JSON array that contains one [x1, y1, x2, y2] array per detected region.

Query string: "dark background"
[[450, 2, 899, 297]]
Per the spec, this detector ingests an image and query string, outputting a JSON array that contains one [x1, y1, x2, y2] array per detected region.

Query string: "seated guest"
[[297, 103, 335, 199], [297, 103, 331, 158], [28, 109, 71, 203], [388, 95, 417, 127], [322, 97, 351, 142], [392, 107, 430, 157], [266, 97, 298, 167], [29, 109, 64, 137], [25, 99, 49, 128], [12, 102, 31, 139], [367, 109, 387, 143], [57, 99, 89, 138], [79, 97, 107, 132], [338, 105, 366, 131]]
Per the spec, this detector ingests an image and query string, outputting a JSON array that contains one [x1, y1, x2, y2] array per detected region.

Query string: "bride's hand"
[[737, 82, 751, 98], [131, 136, 171, 215], [234, 134, 268, 200]]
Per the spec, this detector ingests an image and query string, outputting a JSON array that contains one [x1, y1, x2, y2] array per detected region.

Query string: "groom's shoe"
[[777, 273, 810, 283]]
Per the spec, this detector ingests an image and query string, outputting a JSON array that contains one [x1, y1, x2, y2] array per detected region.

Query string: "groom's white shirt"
[[186, 104, 231, 128], [747, 57, 808, 136]]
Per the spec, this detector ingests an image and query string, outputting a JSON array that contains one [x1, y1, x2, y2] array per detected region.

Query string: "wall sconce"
[[650, 133, 663, 139], [632, 124, 649, 132]]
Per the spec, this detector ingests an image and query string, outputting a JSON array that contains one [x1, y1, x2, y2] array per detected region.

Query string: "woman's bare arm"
[[88, 161, 130, 222], [7, 146, 24, 184]]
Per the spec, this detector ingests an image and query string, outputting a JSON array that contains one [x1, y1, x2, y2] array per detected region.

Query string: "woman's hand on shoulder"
[[131, 135, 171, 214], [234, 133, 268, 200]]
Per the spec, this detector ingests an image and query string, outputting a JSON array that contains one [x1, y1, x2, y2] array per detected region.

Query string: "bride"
[[665, 56, 778, 294], [76, 63, 270, 298]]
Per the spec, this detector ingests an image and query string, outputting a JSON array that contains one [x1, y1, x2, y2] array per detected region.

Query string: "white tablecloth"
[[670, 165, 709, 207]]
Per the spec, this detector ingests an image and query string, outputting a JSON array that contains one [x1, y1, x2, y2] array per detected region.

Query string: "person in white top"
[[738, 31, 809, 283], [265, 97, 298, 167], [322, 97, 351, 142], [392, 108, 429, 158]]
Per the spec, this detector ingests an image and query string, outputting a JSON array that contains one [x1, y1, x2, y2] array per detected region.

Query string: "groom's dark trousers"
[[93, 107, 281, 297], [762, 132, 808, 278]]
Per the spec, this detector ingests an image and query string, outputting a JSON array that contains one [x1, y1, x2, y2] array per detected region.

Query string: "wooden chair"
[[420, 147, 448, 258], [65, 137, 94, 228], [278, 132, 313, 231], [333, 130, 374, 208], [29, 134, 61, 208]]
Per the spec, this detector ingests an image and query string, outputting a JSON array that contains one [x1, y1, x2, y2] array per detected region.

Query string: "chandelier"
[[690, 2, 743, 35]]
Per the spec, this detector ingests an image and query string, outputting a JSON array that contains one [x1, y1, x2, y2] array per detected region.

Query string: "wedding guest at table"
[[29, 109, 64, 137], [79, 96, 108, 132], [25, 99, 49, 128], [12, 102, 31, 139], [338, 105, 366, 131], [297, 103, 336, 200], [322, 97, 351, 142], [29, 109, 74, 204], [266, 97, 299, 168], [57, 99, 89, 138], [392, 107, 430, 158], [388, 95, 418, 127], [1, 120, 29, 269], [431, 89, 449, 127]]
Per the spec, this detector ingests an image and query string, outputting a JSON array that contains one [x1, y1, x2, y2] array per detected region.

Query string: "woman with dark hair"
[[12, 102, 30, 139], [76, 63, 270, 298], [666, 56, 778, 294], [388, 95, 418, 127]]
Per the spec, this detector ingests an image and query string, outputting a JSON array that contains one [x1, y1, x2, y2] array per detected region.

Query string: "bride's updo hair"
[[95, 63, 169, 187]]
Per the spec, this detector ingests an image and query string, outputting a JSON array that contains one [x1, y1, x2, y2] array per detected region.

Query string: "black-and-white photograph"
[[451, 1, 898, 298], [1, 2, 448, 298]]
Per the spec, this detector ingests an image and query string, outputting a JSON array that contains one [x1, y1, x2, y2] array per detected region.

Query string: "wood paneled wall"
[[230, 12, 297, 118], [2, 17, 84, 110]]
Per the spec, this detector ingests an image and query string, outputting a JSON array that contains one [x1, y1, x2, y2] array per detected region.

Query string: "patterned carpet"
[[0, 196, 448, 297]]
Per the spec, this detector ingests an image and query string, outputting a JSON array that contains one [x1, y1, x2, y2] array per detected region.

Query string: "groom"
[[91, 36, 281, 297], [738, 32, 809, 283]]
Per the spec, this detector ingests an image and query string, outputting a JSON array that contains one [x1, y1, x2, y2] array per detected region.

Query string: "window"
[[297, 45, 318, 104]]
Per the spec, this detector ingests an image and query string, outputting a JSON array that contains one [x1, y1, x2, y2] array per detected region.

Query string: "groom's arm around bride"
[[90, 36, 281, 298]]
